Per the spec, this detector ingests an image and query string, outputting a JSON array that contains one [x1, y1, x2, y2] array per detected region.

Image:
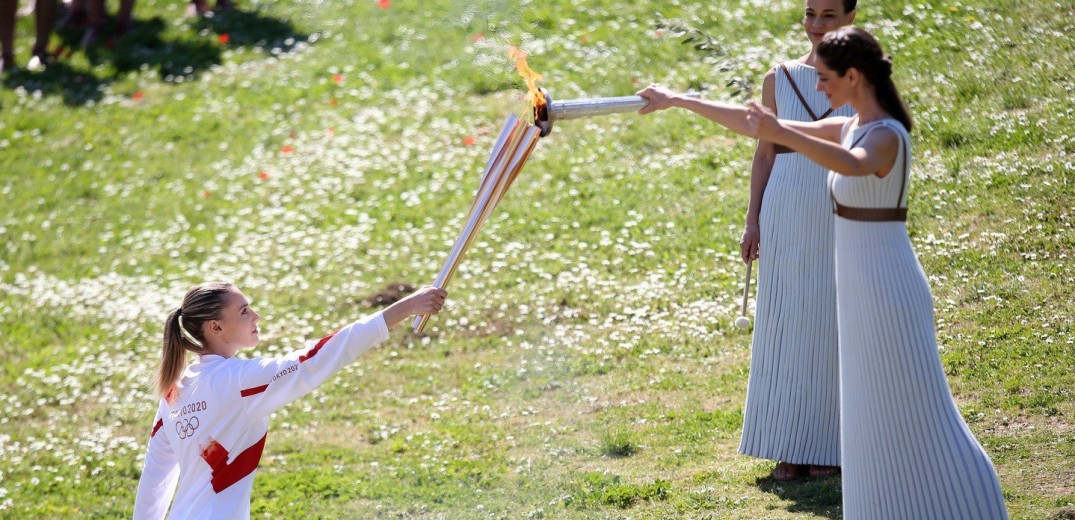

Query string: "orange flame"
[[507, 44, 544, 110]]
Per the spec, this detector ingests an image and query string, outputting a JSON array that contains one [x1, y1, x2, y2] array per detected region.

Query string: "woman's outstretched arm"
[[637, 85, 758, 137], [236, 287, 447, 419], [637, 85, 895, 177], [637, 85, 847, 150], [746, 102, 899, 177]]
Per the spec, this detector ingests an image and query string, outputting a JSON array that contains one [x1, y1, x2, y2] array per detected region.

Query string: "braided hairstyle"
[[817, 26, 912, 132], [158, 282, 234, 400]]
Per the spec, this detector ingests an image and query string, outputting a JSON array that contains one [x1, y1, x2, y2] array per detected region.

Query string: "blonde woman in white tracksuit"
[[133, 282, 446, 519]]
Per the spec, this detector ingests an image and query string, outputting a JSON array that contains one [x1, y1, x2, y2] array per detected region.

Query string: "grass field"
[[1, 0, 1074, 518]]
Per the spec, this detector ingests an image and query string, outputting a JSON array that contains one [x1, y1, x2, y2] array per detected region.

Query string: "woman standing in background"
[[737, 0, 856, 481]]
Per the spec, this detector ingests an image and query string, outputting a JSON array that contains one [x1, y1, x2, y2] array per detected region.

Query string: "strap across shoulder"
[[772, 63, 837, 155], [868, 120, 911, 209], [779, 62, 833, 122]]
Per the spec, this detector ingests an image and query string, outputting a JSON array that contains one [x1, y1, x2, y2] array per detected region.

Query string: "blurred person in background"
[[0, 0, 56, 71]]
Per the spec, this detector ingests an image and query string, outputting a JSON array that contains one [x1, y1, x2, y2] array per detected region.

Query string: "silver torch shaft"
[[534, 87, 702, 137]]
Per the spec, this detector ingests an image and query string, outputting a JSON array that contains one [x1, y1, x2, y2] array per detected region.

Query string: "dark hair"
[[810, 0, 856, 14], [157, 282, 234, 400], [817, 26, 912, 132]]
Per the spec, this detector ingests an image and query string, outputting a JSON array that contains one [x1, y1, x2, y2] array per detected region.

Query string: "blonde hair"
[[158, 282, 234, 400]]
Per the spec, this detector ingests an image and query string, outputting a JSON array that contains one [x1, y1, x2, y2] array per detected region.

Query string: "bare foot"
[[772, 462, 806, 481], [808, 465, 840, 478]]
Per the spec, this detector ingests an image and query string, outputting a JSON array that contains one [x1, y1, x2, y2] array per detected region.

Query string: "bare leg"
[[32, 0, 54, 55], [24, 0, 54, 68], [115, 0, 132, 34], [0, 0, 16, 71]]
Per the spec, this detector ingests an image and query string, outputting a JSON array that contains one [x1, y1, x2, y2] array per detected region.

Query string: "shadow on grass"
[[192, 8, 308, 51], [755, 474, 842, 519], [91, 17, 223, 79], [1, 60, 110, 105], [1, 8, 307, 106]]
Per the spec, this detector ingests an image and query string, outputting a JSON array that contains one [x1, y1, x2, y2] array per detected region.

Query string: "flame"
[[507, 44, 544, 110]]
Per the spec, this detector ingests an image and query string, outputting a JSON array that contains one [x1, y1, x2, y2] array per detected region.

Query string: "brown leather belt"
[[834, 203, 907, 222]]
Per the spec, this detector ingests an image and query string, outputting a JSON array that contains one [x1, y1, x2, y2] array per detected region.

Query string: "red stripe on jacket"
[[240, 384, 268, 397], [298, 329, 339, 363], [199, 435, 268, 493], [151, 418, 164, 438]]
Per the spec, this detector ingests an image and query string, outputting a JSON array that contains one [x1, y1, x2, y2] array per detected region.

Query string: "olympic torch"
[[533, 87, 703, 137]]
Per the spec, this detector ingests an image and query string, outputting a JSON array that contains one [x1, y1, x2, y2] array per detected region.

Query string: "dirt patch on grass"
[[983, 413, 1074, 436], [362, 282, 416, 307], [1050, 507, 1075, 520], [452, 305, 523, 339]]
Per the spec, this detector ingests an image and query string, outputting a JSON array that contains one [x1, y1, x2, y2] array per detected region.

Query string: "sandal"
[[771, 462, 807, 481], [27, 52, 53, 71]]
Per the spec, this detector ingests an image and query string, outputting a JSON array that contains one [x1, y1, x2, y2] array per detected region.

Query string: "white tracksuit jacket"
[[133, 312, 389, 519]]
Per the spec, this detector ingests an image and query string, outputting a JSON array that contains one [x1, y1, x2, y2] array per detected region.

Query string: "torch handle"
[[413, 313, 431, 332], [549, 92, 701, 121]]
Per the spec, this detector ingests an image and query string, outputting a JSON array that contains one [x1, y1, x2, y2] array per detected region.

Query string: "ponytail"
[[158, 309, 188, 399], [818, 27, 913, 132], [871, 66, 913, 132], [156, 282, 234, 400]]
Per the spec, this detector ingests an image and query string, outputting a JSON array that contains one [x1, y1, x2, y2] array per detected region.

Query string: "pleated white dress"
[[739, 61, 852, 466], [833, 118, 1008, 519]]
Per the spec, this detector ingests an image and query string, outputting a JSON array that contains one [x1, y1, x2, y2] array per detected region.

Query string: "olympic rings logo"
[[176, 416, 200, 439]]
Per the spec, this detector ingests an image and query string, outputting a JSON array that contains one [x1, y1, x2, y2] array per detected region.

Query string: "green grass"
[[1, 0, 1074, 518]]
